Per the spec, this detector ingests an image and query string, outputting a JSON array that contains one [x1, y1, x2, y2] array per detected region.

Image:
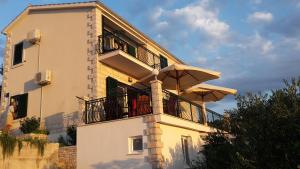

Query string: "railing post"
[[190, 103, 193, 122], [85, 101, 88, 124], [200, 102, 207, 126], [150, 80, 163, 114]]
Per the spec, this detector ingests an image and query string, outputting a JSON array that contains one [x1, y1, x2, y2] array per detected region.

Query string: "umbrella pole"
[[176, 70, 180, 95], [200, 102, 207, 126], [201, 94, 207, 126]]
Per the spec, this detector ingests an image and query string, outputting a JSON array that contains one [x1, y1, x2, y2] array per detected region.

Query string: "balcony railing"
[[162, 90, 224, 126], [98, 32, 161, 69], [84, 92, 152, 124], [84, 88, 224, 126]]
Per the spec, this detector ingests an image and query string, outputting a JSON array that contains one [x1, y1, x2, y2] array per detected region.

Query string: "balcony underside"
[[99, 50, 154, 79]]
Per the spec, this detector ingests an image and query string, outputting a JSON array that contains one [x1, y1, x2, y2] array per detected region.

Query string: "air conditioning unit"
[[36, 70, 52, 86], [27, 29, 41, 44]]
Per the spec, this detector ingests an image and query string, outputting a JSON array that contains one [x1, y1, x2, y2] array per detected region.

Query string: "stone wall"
[[0, 142, 59, 169], [58, 146, 77, 169]]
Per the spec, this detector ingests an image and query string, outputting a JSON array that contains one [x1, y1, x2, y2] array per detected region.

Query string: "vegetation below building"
[[192, 78, 300, 169], [0, 133, 47, 159]]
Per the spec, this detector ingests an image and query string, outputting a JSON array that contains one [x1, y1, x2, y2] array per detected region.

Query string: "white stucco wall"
[[159, 117, 206, 169], [77, 116, 152, 169], [1, 8, 91, 138]]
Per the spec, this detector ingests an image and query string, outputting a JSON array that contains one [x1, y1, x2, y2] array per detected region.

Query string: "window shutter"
[[160, 55, 168, 69], [106, 77, 119, 97]]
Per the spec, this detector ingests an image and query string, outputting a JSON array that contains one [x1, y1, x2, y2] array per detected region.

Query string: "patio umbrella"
[[182, 83, 236, 125], [182, 83, 237, 102], [142, 64, 221, 94]]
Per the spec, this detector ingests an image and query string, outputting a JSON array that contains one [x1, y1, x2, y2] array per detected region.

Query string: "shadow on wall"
[[44, 111, 80, 136], [164, 139, 205, 169], [24, 79, 40, 92], [0, 111, 6, 129], [90, 158, 151, 169], [87, 144, 204, 169]]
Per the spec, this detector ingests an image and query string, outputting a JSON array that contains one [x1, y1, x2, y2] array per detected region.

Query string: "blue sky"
[[0, 0, 299, 113]]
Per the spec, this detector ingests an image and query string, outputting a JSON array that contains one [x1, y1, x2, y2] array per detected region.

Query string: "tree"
[[193, 78, 300, 169]]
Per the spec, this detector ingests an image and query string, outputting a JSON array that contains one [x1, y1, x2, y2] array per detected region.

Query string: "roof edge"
[[1, 1, 185, 64]]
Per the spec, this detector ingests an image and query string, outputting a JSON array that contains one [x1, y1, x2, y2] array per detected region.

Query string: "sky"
[[0, 0, 299, 113]]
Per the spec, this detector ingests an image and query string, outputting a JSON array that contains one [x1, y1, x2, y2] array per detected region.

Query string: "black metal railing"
[[162, 90, 224, 126], [84, 92, 152, 124], [98, 32, 161, 69], [162, 90, 203, 123], [206, 108, 223, 124]]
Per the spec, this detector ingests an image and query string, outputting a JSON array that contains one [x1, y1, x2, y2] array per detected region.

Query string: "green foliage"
[[19, 116, 49, 135], [32, 129, 50, 135], [66, 125, 76, 145], [23, 138, 47, 156], [193, 78, 300, 169], [58, 135, 68, 147], [0, 133, 47, 159], [19, 116, 40, 134], [0, 133, 17, 159], [58, 125, 77, 147]]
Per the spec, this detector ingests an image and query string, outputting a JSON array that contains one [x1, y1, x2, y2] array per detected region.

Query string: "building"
[[0, 1, 235, 169]]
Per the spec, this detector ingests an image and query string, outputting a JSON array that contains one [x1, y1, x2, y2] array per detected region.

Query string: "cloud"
[[250, 0, 262, 4], [195, 56, 208, 64], [267, 11, 300, 37], [169, 1, 229, 39], [248, 12, 273, 23]]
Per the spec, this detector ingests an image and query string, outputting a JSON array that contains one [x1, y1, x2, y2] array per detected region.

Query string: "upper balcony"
[[97, 31, 162, 79]]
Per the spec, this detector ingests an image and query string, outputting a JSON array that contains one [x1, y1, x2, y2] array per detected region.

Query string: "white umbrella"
[[142, 64, 221, 94], [182, 83, 237, 125], [182, 83, 237, 102]]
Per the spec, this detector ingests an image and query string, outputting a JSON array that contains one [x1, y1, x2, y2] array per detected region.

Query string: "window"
[[11, 93, 28, 119], [127, 44, 136, 57], [129, 136, 143, 154], [160, 55, 168, 69], [13, 42, 24, 65], [181, 136, 191, 166]]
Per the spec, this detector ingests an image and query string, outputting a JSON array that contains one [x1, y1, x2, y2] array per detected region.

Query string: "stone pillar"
[[200, 102, 207, 126], [76, 96, 89, 126], [150, 80, 163, 115], [0, 33, 12, 129], [147, 80, 164, 169]]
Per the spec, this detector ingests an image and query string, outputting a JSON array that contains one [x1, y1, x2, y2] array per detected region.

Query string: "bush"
[[19, 116, 50, 135], [19, 117, 40, 134], [192, 78, 300, 169], [66, 125, 76, 145], [58, 125, 77, 146]]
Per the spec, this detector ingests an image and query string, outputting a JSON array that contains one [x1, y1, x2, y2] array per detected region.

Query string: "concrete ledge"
[[157, 114, 217, 133], [16, 133, 48, 140]]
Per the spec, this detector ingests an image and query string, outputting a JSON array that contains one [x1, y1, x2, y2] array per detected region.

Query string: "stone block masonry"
[[58, 146, 77, 169]]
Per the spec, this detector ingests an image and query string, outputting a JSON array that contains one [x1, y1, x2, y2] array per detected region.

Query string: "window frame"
[[12, 41, 25, 66], [128, 135, 143, 154], [181, 136, 192, 166], [10, 93, 28, 120], [160, 55, 168, 69]]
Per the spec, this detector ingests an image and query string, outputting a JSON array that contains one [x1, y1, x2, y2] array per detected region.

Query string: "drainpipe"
[[36, 42, 43, 128]]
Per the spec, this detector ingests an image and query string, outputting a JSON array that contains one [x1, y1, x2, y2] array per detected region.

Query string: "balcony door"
[[106, 77, 151, 118]]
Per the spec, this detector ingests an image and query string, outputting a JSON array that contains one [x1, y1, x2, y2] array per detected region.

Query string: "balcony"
[[84, 89, 152, 124], [98, 32, 161, 79], [83, 88, 224, 127], [162, 90, 224, 126]]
